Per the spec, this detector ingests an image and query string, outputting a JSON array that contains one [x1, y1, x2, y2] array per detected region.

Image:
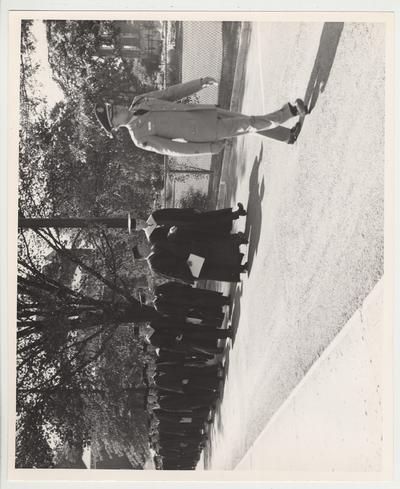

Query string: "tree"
[[18, 20, 164, 226], [16, 20, 169, 468], [16, 223, 159, 468]]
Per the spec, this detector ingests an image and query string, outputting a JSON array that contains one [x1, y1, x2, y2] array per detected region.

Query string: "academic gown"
[[158, 392, 217, 411], [154, 406, 212, 419], [150, 208, 236, 235], [157, 364, 220, 378], [149, 330, 218, 351], [155, 282, 229, 307], [147, 238, 244, 284], [151, 315, 223, 330], [151, 323, 227, 341], [152, 299, 224, 324], [156, 373, 220, 392]]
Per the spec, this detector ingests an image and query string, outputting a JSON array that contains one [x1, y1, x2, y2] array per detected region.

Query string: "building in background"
[[98, 21, 163, 66]]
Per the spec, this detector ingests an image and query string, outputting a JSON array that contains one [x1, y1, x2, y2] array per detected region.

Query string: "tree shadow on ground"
[[304, 22, 344, 113], [244, 144, 265, 274]]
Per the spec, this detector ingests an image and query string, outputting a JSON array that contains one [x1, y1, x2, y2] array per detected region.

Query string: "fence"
[[163, 21, 223, 207]]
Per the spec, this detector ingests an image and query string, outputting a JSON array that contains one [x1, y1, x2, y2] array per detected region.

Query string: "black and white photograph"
[[3, 7, 396, 483]]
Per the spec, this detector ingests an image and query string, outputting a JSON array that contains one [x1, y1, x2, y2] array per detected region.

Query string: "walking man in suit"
[[94, 76, 308, 156]]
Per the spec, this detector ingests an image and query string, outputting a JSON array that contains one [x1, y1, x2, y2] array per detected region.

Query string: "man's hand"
[[210, 141, 225, 154], [201, 77, 218, 88]]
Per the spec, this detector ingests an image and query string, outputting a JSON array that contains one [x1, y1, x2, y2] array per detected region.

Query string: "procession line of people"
[[130, 204, 250, 468], [146, 282, 232, 469]]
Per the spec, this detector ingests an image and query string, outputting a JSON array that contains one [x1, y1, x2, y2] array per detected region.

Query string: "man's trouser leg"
[[256, 126, 292, 142], [216, 104, 294, 142]]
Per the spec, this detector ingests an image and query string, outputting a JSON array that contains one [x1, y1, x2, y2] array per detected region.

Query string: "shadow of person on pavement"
[[304, 22, 344, 113], [228, 284, 243, 347], [213, 283, 243, 435], [244, 144, 265, 274]]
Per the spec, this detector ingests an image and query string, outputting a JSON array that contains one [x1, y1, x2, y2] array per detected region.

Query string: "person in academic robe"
[[154, 413, 207, 429], [159, 431, 208, 445], [137, 203, 247, 239], [153, 408, 212, 425], [155, 372, 221, 393], [157, 364, 222, 379], [158, 392, 218, 411], [149, 328, 230, 354], [156, 344, 222, 361], [155, 281, 230, 307], [153, 294, 225, 323], [158, 420, 204, 437], [151, 314, 224, 331], [155, 348, 214, 366], [153, 296, 225, 323], [147, 237, 248, 284]]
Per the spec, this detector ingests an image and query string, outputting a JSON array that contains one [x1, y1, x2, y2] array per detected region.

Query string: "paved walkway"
[[235, 279, 391, 480], [201, 21, 386, 476]]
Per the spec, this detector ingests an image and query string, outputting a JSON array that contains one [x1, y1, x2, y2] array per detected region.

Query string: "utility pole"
[[18, 214, 135, 231], [167, 169, 213, 175]]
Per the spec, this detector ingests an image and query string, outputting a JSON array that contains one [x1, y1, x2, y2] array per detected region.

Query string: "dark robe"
[[147, 240, 244, 283], [166, 226, 244, 268], [155, 350, 211, 366], [155, 281, 230, 307], [148, 225, 170, 245], [150, 207, 236, 235], [156, 345, 216, 361], [155, 415, 205, 428], [169, 226, 244, 245], [154, 409, 210, 424], [157, 364, 220, 378], [149, 330, 219, 351], [153, 296, 224, 323], [158, 421, 203, 436], [153, 326, 229, 342], [155, 349, 186, 365], [158, 392, 217, 411], [159, 432, 207, 444], [151, 315, 223, 331], [147, 246, 194, 284], [156, 373, 220, 392]]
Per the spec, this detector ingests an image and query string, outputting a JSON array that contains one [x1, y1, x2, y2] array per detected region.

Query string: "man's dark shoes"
[[237, 231, 248, 244], [287, 122, 302, 145], [294, 98, 308, 117], [236, 202, 247, 216], [288, 98, 308, 117]]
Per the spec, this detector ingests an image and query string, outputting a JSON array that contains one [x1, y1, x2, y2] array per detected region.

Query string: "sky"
[[29, 20, 65, 109]]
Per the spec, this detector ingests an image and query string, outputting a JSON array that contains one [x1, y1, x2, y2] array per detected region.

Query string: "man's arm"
[[131, 77, 217, 105], [136, 136, 225, 157]]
